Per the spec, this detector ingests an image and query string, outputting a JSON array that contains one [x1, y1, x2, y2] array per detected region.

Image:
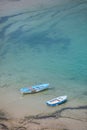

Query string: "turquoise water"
[[0, 1, 87, 117]]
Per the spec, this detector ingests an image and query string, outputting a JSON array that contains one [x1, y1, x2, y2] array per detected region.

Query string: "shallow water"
[[0, 0, 87, 118]]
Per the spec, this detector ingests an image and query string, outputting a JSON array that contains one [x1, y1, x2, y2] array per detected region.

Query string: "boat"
[[20, 83, 49, 94], [46, 95, 67, 106]]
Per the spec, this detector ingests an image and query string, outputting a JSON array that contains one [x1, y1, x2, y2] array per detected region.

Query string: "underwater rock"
[[0, 123, 9, 130]]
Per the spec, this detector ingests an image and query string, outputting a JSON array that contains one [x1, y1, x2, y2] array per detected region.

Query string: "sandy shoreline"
[[0, 105, 87, 130]]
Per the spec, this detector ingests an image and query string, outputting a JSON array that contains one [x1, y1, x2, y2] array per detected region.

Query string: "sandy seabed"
[[0, 117, 87, 130], [0, 106, 87, 130], [0, 0, 69, 16]]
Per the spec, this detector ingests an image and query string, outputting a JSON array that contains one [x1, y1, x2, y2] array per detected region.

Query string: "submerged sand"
[[0, 0, 70, 16], [0, 105, 87, 130], [0, 117, 87, 130]]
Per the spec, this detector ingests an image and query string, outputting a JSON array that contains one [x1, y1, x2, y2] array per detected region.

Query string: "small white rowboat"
[[46, 95, 67, 106]]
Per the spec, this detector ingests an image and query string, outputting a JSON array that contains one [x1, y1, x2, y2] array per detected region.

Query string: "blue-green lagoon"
[[0, 0, 87, 119]]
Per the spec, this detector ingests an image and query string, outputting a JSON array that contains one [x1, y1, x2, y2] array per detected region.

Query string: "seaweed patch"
[[0, 23, 13, 40], [25, 105, 87, 120], [83, 91, 87, 96], [0, 123, 9, 130], [0, 16, 9, 24], [0, 110, 9, 121]]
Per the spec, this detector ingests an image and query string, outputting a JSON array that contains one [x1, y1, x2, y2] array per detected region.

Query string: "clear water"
[[0, 1, 87, 118]]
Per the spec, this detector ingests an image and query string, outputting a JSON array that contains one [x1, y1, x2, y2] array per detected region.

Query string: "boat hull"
[[46, 96, 67, 106], [20, 83, 49, 94]]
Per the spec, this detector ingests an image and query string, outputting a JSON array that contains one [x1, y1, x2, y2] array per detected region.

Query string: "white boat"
[[20, 83, 49, 94], [46, 95, 67, 106]]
